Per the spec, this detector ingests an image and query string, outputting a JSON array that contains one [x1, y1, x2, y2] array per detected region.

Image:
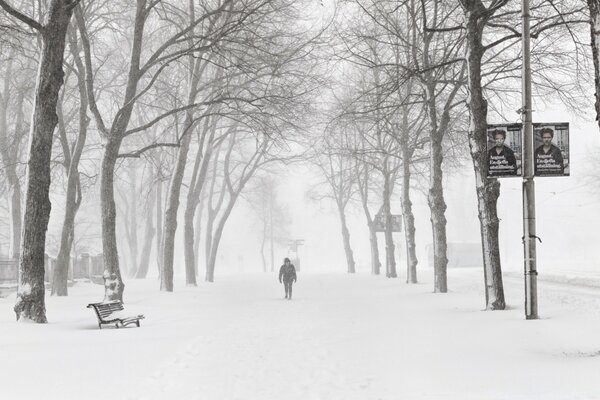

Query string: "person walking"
[[278, 257, 297, 300]]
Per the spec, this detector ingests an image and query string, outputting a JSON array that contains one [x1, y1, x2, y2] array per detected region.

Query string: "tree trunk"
[[589, 0, 600, 129], [382, 169, 397, 278], [183, 201, 198, 286], [427, 85, 448, 292], [100, 136, 125, 301], [205, 200, 238, 282], [52, 168, 81, 295], [193, 200, 203, 275], [161, 119, 194, 291], [358, 165, 381, 275], [14, 0, 75, 322], [204, 213, 215, 281], [204, 153, 227, 282], [8, 176, 22, 260], [269, 204, 275, 272], [183, 119, 215, 285], [400, 142, 418, 284], [135, 186, 156, 279], [337, 203, 356, 274], [261, 206, 268, 272], [368, 224, 381, 275], [156, 178, 163, 277], [77, 0, 147, 301], [127, 164, 139, 278], [464, 7, 505, 310], [52, 26, 89, 296], [0, 61, 23, 261], [160, 0, 205, 290], [52, 219, 74, 296]]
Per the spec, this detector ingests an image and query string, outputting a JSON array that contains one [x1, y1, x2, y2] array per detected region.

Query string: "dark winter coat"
[[534, 144, 564, 175], [279, 263, 297, 283]]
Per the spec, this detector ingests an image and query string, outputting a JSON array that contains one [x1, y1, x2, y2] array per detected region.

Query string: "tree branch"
[[0, 0, 43, 32], [118, 142, 180, 159]]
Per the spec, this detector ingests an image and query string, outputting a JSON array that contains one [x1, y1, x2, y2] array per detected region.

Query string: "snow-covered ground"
[[1, 268, 599, 400]]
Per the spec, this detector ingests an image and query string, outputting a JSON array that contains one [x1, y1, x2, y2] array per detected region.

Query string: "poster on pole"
[[486, 123, 523, 178], [533, 123, 569, 177]]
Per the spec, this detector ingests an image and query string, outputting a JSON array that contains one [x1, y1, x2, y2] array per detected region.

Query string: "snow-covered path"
[[1, 269, 599, 400]]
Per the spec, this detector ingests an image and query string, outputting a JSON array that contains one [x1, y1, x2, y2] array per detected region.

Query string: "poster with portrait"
[[533, 123, 569, 177], [486, 123, 523, 178]]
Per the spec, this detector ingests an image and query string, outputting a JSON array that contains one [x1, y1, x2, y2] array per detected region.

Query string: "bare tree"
[[457, 0, 507, 310], [1, 0, 78, 322], [414, 0, 466, 292], [312, 130, 357, 274]]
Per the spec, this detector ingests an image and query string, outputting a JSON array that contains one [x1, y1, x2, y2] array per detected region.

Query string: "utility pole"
[[522, 0, 538, 319]]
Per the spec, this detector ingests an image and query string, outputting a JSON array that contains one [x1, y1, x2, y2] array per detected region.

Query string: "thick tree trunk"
[[14, 0, 75, 322], [464, 8, 505, 310], [589, 0, 600, 129], [382, 170, 396, 278], [400, 143, 418, 284], [337, 203, 356, 274], [135, 186, 156, 279], [427, 88, 448, 292], [100, 136, 125, 301]]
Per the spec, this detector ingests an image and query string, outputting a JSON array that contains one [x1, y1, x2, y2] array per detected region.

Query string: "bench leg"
[[115, 323, 119, 328], [99, 323, 102, 329], [136, 320, 140, 327]]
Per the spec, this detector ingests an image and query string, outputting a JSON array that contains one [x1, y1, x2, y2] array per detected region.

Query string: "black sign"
[[533, 123, 569, 177], [487, 123, 523, 178]]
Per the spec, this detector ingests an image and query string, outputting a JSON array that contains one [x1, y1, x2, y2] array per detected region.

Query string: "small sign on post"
[[486, 123, 523, 178], [533, 123, 569, 177], [373, 214, 402, 232]]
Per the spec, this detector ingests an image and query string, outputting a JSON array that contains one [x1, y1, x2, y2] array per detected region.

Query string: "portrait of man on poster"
[[487, 128, 518, 177], [534, 127, 565, 176]]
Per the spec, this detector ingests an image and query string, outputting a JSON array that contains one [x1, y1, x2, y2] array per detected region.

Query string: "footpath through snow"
[[1, 268, 599, 400]]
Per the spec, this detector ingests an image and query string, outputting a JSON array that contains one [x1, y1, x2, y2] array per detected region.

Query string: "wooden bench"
[[86, 300, 145, 329]]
